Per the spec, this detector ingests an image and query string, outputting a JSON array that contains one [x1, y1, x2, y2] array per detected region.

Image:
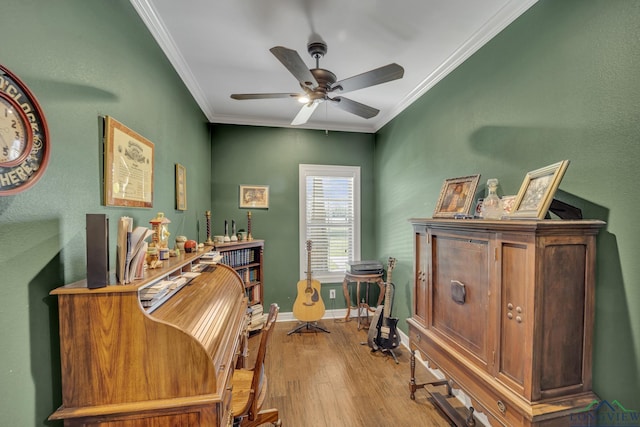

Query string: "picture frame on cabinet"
[[103, 116, 154, 208], [501, 195, 517, 215], [509, 160, 570, 219], [239, 185, 269, 209], [433, 174, 480, 218], [175, 163, 187, 211]]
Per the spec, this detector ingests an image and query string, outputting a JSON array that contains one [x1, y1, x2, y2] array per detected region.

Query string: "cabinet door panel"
[[432, 235, 489, 365], [413, 230, 428, 324], [499, 242, 529, 394], [540, 243, 587, 392]]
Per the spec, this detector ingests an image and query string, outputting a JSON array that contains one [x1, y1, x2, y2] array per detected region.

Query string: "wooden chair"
[[232, 303, 281, 427]]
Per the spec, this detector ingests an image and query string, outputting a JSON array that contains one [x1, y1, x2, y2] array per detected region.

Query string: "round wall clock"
[[0, 64, 50, 195]]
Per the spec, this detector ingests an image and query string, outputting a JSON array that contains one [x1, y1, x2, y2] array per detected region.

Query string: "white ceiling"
[[131, 0, 537, 133]]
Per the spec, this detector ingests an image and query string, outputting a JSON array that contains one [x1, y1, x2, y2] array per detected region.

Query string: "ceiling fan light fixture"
[[232, 39, 403, 126]]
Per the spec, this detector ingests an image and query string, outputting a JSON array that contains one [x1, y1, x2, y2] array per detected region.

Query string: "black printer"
[[346, 260, 384, 275]]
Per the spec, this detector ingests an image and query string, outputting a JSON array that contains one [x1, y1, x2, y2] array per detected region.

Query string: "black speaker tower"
[[86, 213, 109, 289]]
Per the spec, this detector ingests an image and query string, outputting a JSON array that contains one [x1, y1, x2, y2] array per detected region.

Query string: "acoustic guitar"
[[367, 257, 399, 351], [292, 240, 325, 322]]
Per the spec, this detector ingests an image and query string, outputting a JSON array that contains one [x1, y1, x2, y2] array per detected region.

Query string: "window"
[[299, 164, 361, 282]]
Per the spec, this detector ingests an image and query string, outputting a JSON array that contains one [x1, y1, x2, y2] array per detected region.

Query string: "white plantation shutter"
[[300, 164, 361, 282]]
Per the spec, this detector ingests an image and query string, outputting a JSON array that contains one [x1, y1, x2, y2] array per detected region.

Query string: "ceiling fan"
[[230, 40, 404, 125]]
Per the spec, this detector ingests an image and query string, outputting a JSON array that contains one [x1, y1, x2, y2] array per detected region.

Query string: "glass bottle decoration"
[[481, 179, 503, 219]]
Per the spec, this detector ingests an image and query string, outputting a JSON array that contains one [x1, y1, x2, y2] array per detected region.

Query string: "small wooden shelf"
[[212, 239, 264, 307]]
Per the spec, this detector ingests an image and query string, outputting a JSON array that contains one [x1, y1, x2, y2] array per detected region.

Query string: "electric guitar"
[[367, 257, 399, 351], [292, 240, 326, 322]]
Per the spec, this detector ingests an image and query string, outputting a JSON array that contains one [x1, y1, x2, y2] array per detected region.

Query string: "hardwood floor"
[[252, 316, 455, 427]]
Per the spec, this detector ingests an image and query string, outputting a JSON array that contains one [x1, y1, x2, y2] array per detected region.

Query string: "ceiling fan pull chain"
[[325, 102, 329, 135]]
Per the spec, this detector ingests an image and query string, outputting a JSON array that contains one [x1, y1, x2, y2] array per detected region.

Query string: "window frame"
[[299, 164, 361, 283]]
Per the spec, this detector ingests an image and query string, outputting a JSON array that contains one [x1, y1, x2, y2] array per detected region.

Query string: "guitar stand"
[[381, 348, 399, 364], [409, 350, 476, 427], [360, 342, 400, 364], [287, 321, 330, 335]]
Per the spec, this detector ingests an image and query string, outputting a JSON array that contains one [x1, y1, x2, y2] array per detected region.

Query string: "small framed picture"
[[239, 185, 269, 209], [433, 174, 481, 218], [501, 195, 517, 215], [474, 198, 484, 218], [509, 160, 570, 219], [175, 163, 187, 211]]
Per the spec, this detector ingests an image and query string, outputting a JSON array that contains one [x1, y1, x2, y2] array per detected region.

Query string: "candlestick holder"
[[247, 211, 253, 241], [205, 211, 214, 245], [231, 220, 238, 241], [224, 220, 231, 242]]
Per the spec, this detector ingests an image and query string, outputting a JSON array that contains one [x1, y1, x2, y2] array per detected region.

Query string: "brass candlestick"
[[205, 211, 213, 245], [247, 211, 253, 241]]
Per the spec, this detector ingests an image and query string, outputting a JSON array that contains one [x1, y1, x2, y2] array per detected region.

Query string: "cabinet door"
[[497, 239, 532, 397], [430, 230, 491, 369], [413, 227, 428, 324]]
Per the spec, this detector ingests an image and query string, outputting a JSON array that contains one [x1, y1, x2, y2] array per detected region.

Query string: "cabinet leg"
[[410, 349, 426, 400]]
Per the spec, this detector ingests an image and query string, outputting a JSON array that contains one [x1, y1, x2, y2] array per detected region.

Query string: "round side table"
[[341, 272, 385, 329]]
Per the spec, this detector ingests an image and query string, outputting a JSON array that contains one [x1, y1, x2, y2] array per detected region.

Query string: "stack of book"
[[247, 304, 268, 333], [200, 251, 223, 265], [139, 279, 173, 308], [138, 273, 199, 309], [116, 217, 154, 285]]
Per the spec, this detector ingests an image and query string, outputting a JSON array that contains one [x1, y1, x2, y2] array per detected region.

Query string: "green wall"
[[209, 124, 376, 312], [2, 0, 639, 425], [376, 0, 640, 410], [0, 1, 211, 425]]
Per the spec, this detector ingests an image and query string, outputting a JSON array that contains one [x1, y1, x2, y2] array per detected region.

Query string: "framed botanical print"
[[509, 160, 570, 219], [239, 185, 269, 209]]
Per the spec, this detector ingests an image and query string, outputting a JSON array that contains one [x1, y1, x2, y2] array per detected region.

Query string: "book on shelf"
[[221, 248, 256, 267], [247, 304, 267, 331], [248, 313, 268, 332], [138, 274, 199, 308], [116, 217, 154, 285]]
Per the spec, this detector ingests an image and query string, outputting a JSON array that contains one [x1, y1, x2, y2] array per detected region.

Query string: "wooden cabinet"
[[408, 219, 604, 427], [49, 249, 248, 426], [212, 240, 264, 306]]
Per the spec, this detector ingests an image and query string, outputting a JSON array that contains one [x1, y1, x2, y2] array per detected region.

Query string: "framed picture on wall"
[[239, 185, 269, 209], [509, 160, 570, 219], [175, 163, 187, 211], [433, 174, 480, 218], [103, 116, 154, 208]]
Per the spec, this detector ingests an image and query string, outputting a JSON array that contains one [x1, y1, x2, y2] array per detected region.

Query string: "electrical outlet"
[[329, 289, 336, 299]]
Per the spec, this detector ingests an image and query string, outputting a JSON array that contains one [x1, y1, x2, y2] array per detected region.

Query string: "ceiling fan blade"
[[231, 93, 301, 100], [291, 102, 320, 126], [331, 96, 379, 119], [333, 63, 404, 93], [270, 46, 318, 88]]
